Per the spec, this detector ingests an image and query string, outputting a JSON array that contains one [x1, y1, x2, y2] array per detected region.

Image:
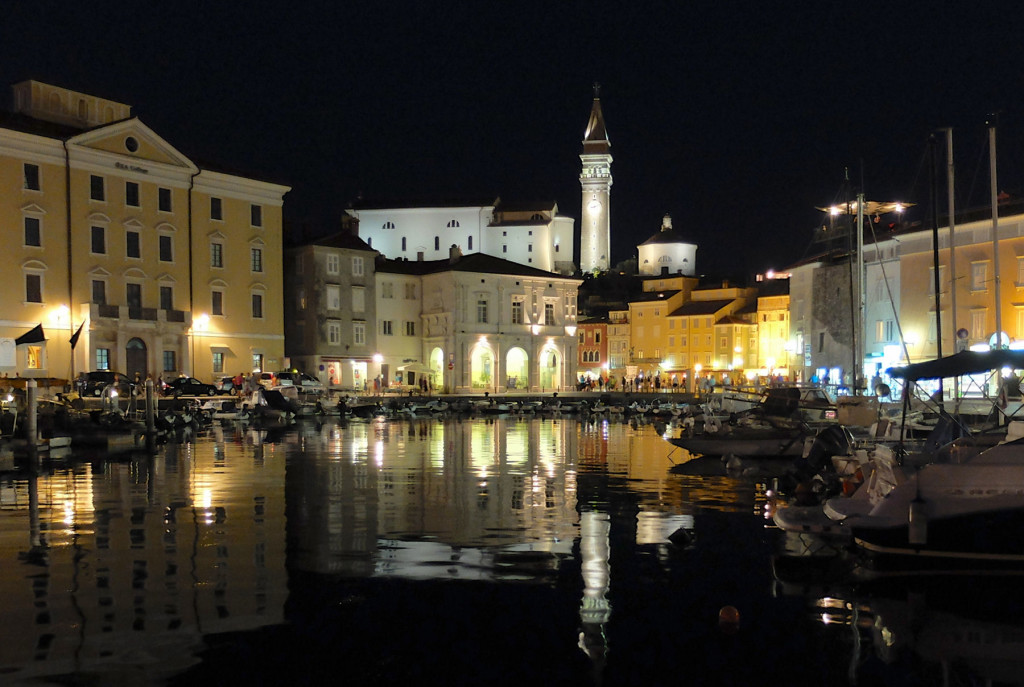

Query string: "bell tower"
[[579, 84, 612, 273]]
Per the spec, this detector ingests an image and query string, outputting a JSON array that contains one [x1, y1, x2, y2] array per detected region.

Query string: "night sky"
[[4, 1, 1024, 277]]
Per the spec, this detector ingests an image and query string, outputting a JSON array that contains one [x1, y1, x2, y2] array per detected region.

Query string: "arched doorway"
[[126, 337, 147, 380], [430, 347, 445, 390], [470, 344, 495, 390], [505, 347, 528, 389], [539, 346, 560, 390]]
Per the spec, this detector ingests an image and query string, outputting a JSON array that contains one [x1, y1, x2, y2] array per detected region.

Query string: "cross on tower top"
[[593, 82, 601, 98]]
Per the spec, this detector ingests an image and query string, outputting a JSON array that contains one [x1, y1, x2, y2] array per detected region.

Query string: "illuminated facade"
[[283, 225, 378, 390], [378, 249, 581, 392], [0, 81, 289, 381], [579, 94, 612, 273], [755, 278, 792, 379], [347, 199, 575, 276], [637, 214, 697, 276]]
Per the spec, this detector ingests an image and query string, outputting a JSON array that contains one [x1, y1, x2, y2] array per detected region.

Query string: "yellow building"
[[627, 275, 696, 384], [0, 81, 289, 383], [755, 277, 791, 379]]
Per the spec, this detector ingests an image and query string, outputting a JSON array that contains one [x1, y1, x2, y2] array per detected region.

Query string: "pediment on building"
[[68, 118, 199, 173]]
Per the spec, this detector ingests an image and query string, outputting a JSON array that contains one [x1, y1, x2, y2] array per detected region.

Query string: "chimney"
[[449, 244, 463, 263]]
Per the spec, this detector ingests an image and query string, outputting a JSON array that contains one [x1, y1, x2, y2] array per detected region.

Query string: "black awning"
[[887, 349, 1024, 382], [15, 324, 45, 345]]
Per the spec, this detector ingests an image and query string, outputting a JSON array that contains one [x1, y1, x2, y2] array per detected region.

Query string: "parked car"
[[77, 371, 135, 397], [164, 376, 219, 397], [275, 371, 324, 391], [255, 371, 277, 389], [215, 376, 238, 393]]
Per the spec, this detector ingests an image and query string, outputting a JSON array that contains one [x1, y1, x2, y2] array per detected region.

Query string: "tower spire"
[[580, 89, 613, 273]]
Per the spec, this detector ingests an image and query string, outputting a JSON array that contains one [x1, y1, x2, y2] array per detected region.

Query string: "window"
[[96, 348, 110, 371], [405, 321, 416, 336], [326, 254, 340, 275], [126, 230, 140, 258], [528, 244, 533, 252], [578, 331, 585, 344], [401, 237, 407, 251], [383, 221, 395, 230], [92, 279, 106, 305], [159, 234, 173, 262], [90, 174, 105, 201], [467, 236, 473, 250], [382, 320, 394, 336], [127, 283, 142, 309], [511, 300, 524, 324], [382, 282, 393, 299], [125, 181, 139, 207], [251, 204, 262, 227], [971, 262, 988, 291], [353, 286, 365, 312], [595, 332, 601, 344], [154, 188, 171, 211], [354, 322, 365, 345], [434, 236, 440, 250], [211, 242, 223, 268], [212, 290, 224, 316], [252, 353, 264, 372], [544, 302, 554, 324], [212, 352, 224, 374], [447, 219, 460, 228], [91, 226, 106, 254], [970, 309, 986, 340], [210, 197, 223, 221], [163, 350, 176, 372], [159, 285, 173, 310], [352, 256, 364, 276], [503, 245, 507, 253], [24, 217, 40, 246], [25, 273, 42, 303], [477, 299, 488, 323], [297, 288, 306, 311], [327, 284, 341, 310], [327, 321, 341, 345], [404, 283, 416, 299], [24, 163, 40, 191], [251, 247, 263, 272], [252, 293, 264, 318]]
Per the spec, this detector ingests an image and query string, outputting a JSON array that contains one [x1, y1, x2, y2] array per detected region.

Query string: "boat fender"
[[908, 498, 928, 545]]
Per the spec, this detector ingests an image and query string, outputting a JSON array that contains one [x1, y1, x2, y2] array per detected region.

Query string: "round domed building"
[[637, 214, 698, 276]]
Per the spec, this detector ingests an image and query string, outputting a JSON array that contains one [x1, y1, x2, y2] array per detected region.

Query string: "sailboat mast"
[[945, 128, 959, 401], [929, 136, 944, 410], [989, 120, 1003, 346], [855, 193, 865, 395]]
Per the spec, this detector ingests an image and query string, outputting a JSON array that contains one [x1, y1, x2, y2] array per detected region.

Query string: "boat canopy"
[[887, 350, 1024, 382]]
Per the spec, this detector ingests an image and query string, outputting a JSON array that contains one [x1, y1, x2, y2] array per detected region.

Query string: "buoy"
[[908, 498, 928, 545], [718, 605, 740, 633]]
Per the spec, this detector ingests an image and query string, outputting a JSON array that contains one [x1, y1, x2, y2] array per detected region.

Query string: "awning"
[[15, 324, 45, 345], [887, 349, 1024, 382], [398, 363, 432, 374]]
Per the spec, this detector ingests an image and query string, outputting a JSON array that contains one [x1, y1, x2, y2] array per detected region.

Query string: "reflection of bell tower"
[[580, 84, 612, 273]]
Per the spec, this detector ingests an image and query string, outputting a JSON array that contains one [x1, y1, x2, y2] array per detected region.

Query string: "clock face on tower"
[[588, 199, 602, 213]]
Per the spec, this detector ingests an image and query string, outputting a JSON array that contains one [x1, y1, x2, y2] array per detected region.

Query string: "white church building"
[[347, 199, 576, 275]]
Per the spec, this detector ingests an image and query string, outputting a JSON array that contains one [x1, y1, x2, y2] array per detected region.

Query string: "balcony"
[[87, 303, 190, 326]]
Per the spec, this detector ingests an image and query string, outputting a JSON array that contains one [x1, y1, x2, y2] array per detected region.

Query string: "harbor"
[[0, 411, 1021, 685]]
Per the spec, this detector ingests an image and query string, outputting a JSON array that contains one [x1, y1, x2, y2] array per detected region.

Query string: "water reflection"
[[0, 415, 918, 685]]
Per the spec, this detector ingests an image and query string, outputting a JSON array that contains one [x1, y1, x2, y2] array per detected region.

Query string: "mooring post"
[[26, 379, 37, 452], [145, 379, 157, 453]]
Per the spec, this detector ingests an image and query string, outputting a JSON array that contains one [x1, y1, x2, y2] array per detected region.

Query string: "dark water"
[[1, 417, 1022, 686]]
